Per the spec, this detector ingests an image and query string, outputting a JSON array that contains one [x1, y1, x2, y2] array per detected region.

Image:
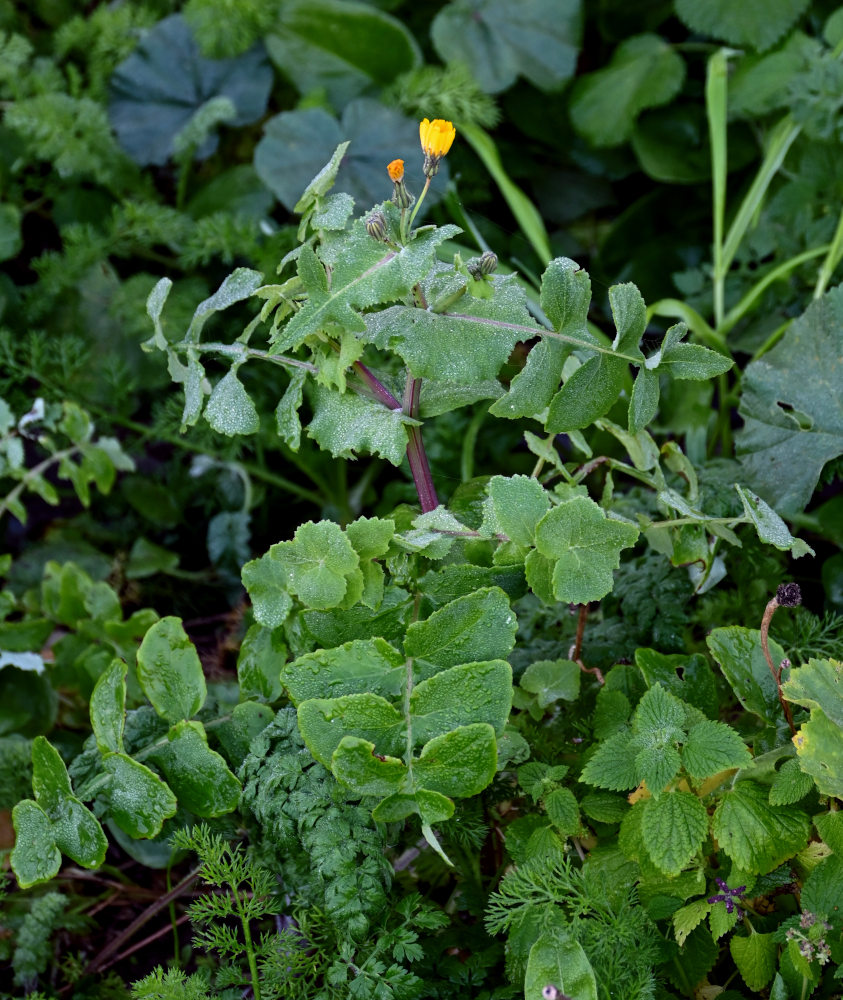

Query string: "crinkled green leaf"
[[712, 781, 810, 874], [307, 384, 412, 466], [681, 720, 752, 781], [284, 637, 405, 703], [487, 475, 551, 547], [364, 274, 531, 385], [241, 552, 294, 628], [673, 899, 711, 948], [730, 932, 778, 992], [769, 757, 814, 805], [546, 354, 627, 432], [545, 787, 580, 836], [782, 657, 843, 727], [736, 484, 814, 557], [570, 34, 685, 147], [403, 587, 517, 678], [137, 616, 206, 724], [642, 791, 708, 875], [581, 729, 638, 791], [533, 496, 640, 603], [792, 707, 843, 798]]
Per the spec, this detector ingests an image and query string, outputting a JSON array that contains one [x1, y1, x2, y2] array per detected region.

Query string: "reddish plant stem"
[[568, 603, 604, 684], [760, 595, 797, 735], [352, 361, 401, 409], [403, 372, 438, 512]]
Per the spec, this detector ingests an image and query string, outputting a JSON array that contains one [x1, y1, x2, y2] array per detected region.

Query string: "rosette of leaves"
[[10, 617, 257, 888]]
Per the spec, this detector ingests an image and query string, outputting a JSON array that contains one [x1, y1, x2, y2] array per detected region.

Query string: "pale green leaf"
[[403, 587, 517, 678], [275, 369, 307, 450], [735, 485, 814, 558], [487, 475, 551, 546], [581, 729, 639, 791], [673, 898, 711, 948], [102, 752, 177, 839], [236, 623, 285, 703], [520, 659, 581, 708], [707, 627, 785, 724], [525, 930, 598, 1000], [546, 354, 627, 432], [410, 659, 512, 744], [297, 693, 405, 767], [676, 0, 810, 52], [270, 520, 359, 610], [660, 343, 734, 380], [792, 707, 843, 798], [11, 800, 60, 889], [284, 637, 405, 703], [533, 496, 640, 604], [413, 723, 498, 798], [204, 368, 259, 436], [730, 932, 778, 992], [137, 617, 206, 724], [90, 658, 126, 754], [570, 34, 685, 146], [769, 757, 814, 805], [307, 384, 412, 466], [782, 657, 843, 727], [545, 787, 580, 836], [711, 780, 810, 874], [241, 552, 294, 628]]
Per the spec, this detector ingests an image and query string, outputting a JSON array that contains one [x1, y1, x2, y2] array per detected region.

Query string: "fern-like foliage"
[[239, 708, 392, 942], [12, 891, 86, 991], [131, 966, 215, 1000], [486, 858, 660, 1000], [385, 62, 500, 130], [182, 0, 283, 58]]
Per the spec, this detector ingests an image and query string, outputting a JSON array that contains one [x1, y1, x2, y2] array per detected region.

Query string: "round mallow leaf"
[[254, 99, 449, 213], [108, 14, 273, 166]]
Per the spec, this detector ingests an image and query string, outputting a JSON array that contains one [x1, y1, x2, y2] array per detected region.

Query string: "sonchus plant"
[[10, 119, 840, 1000], [136, 121, 813, 860]]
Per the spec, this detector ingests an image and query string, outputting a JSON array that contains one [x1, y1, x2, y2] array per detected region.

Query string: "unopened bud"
[[365, 211, 387, 243], [387, 159, 404, 182], [467, 251, 498, 278], [776, 582, 802, 607]]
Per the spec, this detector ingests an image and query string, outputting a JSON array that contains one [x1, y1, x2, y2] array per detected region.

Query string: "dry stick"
[[86, 866, 201, 973], [760, 583, 801, 735], [96, 913, 193, 974], [568, 603, 604, 685]]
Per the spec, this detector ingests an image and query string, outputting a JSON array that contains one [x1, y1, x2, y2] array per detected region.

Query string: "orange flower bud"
[[419, 118, 456, 177], [387, 159, 405, 182]]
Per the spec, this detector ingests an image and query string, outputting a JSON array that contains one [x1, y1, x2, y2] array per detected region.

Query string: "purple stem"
[[352, 361, 401, 409], [403, 373, 438, 513]]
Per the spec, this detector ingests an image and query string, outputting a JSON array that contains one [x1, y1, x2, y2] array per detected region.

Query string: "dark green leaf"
[[137, 617, 207, 724], [149, 720, 240, 817]]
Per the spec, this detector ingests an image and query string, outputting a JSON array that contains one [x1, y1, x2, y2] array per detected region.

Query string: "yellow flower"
[[387, 159, 405, 182], [419, 118, 456, 176]]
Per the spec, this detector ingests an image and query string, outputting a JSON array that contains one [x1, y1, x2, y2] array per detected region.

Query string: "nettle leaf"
[[641, 791, 708, 876], [711, 781, 810, 874], [681, 721, 752, 781], [769, 757, 814, 805], [137, 617, 207, 724], [109, 14, 273, 166], [403, 587, 518, 679], [284, 637, 406, 703], [635, 648, 719, 720], [149, 719, 240, 817], [524, 929, 598, 1000], [570, 33, 685, 147], [581, 729, 638, 791], [255, 100, 447, 213], [736, 286, 843, 516], [364, 273, 532, 385], [490, 256, 589, 420], [204, 368, 259, 436], [266, 0, 421, 108], [531, 496, 639, 604], [101, 752, 177, 839], [673, 899, 711, 948], [432, 0, 582, 94], [707, 627, 784, 725], [676, 0, 810, 52], [307, 383, 413, 466], [730, 932, 778, 992], [735, 485, 813, 558]]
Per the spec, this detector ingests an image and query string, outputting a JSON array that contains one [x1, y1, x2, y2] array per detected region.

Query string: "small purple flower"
[[800, 911, 816, 929], [707, 878, 747, 917]]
